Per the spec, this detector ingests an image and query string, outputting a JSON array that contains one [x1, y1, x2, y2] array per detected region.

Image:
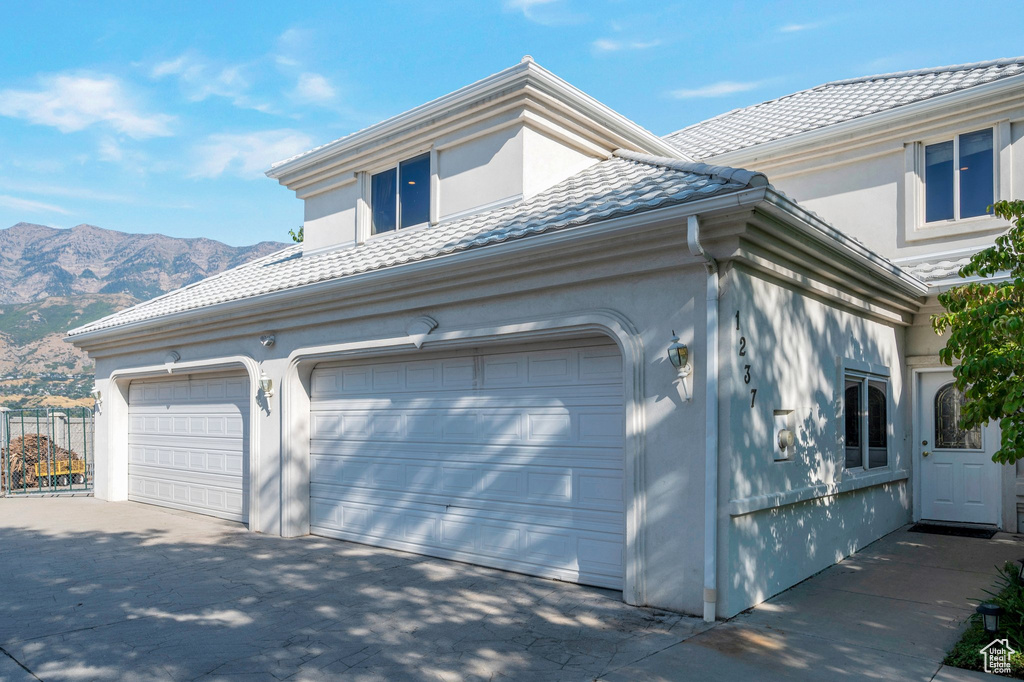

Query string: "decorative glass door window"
[[924, 129, 994, 223], [371, 153, 430, 234], [934, 382, 982, 449]]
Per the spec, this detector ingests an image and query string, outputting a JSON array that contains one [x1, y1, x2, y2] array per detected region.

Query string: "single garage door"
[[309, 339, 626, 589], [128, 373, 249, 523]]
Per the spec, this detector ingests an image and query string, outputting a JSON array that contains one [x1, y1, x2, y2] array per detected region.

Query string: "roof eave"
[[698, 70, 1024, 164], [760, 188, 929, 298], [266, 60, 687, 180], [65, 186, 767, 347]]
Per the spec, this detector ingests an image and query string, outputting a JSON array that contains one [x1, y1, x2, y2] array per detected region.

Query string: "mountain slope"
[[0, 222, 285, 304], [0, 222, 285, 384]]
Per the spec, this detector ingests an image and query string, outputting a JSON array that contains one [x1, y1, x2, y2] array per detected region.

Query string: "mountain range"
[[0, 222, 285, 378]]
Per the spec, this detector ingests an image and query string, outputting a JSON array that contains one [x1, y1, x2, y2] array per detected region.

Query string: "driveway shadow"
[[0, 499, 708, 681]]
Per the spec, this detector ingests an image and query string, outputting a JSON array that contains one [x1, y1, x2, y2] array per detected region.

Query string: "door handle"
[[922, 451, 931, 457]]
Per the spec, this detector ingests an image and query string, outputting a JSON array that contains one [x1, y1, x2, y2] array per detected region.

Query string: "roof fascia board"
[[758, 189, 928, 296], [67, 188, 766, 346], [280, 91, 615, 193], [268, 61, 685, 182], [705, 72, 1024, 165]]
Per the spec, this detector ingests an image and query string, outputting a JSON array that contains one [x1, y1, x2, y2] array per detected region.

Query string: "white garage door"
[[128, 373, 249, 523], [309, 340, 626, 589]]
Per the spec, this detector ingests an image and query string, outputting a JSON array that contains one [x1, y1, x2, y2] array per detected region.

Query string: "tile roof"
[[69, 156, 759, 338], [902, 256, 975, 283], [664, 57, 1024, 159]]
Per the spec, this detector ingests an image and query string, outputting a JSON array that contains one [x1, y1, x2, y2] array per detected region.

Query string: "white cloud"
[[192, 129, 314, 179], [150, 52, 271, 112], [779, 18, 837, 33], [0, 179, 133, 204], [0, 74, 173, 138], [667, 80, 769, 99], [292, 73, 336, 105], [0, 194, 71, 215], [779, 22, 818, 33], [592, 38, 660, 53], [504, 0, 585, 26]]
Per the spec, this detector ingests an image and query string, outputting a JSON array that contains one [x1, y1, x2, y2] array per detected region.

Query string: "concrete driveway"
[[0, 498, 708, 681]]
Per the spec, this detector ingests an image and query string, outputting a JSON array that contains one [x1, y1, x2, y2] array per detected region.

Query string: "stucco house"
[[67, 56, 1024, 620]]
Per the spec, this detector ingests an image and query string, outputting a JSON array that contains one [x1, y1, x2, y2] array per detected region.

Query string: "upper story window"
[[924, 128, 994, 223], [371, 153, 430, 234], [844, 372, 889, 470]]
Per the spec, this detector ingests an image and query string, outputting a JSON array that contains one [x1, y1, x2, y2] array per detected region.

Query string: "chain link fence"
[[1, 407, 94, 495]]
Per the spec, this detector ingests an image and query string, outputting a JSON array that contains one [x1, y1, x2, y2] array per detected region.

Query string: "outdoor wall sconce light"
[[977, 603, 1003, 635], [667, 331, 691, 378], [258, 371, 274, 399], [259, 334, 276, 348], [668, 331, 692, 402], [90, 387, 102, 407]]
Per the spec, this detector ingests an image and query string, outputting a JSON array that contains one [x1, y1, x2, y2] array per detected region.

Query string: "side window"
[[843, 372, 890, 470], [935, 382, 982, 449]]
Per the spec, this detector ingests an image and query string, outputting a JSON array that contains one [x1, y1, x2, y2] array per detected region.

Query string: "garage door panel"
[[310, 406, 623, 446], [310, 440, 623, 465], [129, 374, 249, 523], [311, 496, 624, 587], [309, 482, 624, 532], [310, 455, 623, 510]]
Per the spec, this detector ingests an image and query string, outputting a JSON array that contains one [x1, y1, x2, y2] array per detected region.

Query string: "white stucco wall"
[[303, 181, 360, 253], [717, 266, 910, 617], [437, 126, 525, 219]]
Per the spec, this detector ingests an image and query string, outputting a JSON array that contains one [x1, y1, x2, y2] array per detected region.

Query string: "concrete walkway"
[[0, 498, 710, 681], [603, 527, 1024, 681]]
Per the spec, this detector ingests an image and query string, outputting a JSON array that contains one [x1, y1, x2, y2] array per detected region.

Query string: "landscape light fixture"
[[667, 331, 691, 379], [977, 603, 1003, 635]]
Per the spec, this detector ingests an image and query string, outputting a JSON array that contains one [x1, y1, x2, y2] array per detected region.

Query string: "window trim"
[[903, 120, 1010, 243], [839, 358, 892, 474]]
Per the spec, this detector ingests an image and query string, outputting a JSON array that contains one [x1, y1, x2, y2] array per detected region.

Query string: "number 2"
[[739, 337, 747, 356]]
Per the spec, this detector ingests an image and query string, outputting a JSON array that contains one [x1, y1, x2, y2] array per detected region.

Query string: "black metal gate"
[[0, 407, 94, 495]]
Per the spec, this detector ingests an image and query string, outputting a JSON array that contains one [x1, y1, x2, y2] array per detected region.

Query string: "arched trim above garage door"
[[281, 309, 648, 606], [105, 356, 264, 531]]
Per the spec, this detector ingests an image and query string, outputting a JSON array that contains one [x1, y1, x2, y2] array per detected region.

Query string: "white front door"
[[918, 371, 1000, 526]]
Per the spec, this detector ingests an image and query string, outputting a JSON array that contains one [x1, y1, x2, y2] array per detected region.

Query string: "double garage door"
[[308, 340, 627, 589], [125, 340, 626, 589], [128, 373, 249, 523]]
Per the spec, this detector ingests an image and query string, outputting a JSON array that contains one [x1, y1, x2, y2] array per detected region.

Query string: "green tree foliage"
[[289, 225, 304, 243], [933, 200, 1024, 464]]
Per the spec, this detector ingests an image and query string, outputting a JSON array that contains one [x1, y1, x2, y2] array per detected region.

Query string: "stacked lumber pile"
[[1, 434, 81, 487]]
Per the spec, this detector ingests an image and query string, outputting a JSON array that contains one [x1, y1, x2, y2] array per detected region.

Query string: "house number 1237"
[[736, 311, 756, 408]]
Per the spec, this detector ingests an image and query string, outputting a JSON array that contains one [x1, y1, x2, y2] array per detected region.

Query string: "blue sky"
[[1, 1, 1020, 246]]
